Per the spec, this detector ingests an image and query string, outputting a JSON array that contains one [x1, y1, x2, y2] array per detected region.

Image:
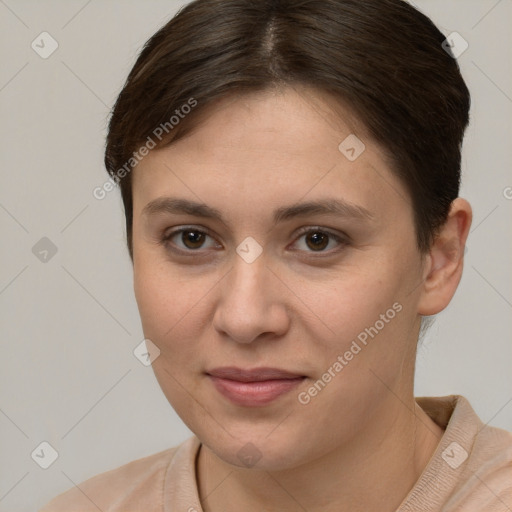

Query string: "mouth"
[[206, 367, 306, 407]]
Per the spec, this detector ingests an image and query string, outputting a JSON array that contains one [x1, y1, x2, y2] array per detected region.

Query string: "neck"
[[197, 397, 444, 512]]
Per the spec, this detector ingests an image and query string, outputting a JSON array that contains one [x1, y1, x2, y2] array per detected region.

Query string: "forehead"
[[131, 86, 411, 223]]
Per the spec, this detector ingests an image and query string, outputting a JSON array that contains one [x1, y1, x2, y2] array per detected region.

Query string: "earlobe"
[[417, 198, 473, 316]]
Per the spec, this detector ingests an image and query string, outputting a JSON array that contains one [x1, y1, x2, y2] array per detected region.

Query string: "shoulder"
[[38, 442, 185, 512], [452, 421, 512, 511], [442, 396, 512, 511], [408, 395, 512, 512]]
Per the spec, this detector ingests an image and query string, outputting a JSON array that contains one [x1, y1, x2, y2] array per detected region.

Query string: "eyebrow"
[[141, 197, 374, 225]]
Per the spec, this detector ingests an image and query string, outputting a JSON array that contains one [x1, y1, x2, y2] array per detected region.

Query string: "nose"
[[212, 251, 290, 344]]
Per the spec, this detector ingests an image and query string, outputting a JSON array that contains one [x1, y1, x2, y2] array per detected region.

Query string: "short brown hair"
[[104, 0, 470, 262]]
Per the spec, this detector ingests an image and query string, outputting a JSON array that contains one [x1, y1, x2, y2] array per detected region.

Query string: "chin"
[[198, 427, 312, 472]]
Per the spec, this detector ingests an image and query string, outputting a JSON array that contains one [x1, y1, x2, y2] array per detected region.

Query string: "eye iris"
[[182, 230, 205, 249], [306, 232, 329, 251]]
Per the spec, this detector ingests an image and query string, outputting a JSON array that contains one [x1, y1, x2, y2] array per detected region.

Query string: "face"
[[131, 86, 426, 471]]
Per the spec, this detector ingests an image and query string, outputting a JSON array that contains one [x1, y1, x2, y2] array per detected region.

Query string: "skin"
[[131, 85, 472, 512]]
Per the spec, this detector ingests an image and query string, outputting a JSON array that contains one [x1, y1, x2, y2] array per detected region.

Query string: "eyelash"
[[160, 225, 349, 257]]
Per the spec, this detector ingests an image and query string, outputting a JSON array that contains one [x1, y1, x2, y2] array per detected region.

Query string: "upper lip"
[[207, 367, 305, 382]]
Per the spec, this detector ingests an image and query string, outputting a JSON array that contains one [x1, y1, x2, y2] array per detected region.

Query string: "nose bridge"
[[227, 246, 269, 307], [213, 243, 285, 343]]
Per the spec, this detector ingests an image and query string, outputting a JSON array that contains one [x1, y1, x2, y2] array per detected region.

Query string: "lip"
[[206, 367, 306, 407]]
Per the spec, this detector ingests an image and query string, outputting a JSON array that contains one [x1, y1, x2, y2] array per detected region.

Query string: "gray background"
[[0, 1, 511, 510]]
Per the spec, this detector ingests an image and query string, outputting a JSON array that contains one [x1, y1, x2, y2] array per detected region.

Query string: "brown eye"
[[292, 227, 349, 254], [162, 227, 220, 254], [181, 230, 206, 250], [305, 231, 330, 251]]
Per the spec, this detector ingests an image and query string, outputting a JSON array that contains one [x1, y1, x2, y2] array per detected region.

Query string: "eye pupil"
[[306, 232, 329, 251], [183, 230, 205, 249]]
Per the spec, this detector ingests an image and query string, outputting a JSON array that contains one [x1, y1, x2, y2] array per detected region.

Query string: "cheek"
[[133, 260, 211, 415], [305, 255, 418, 376], [134, 259, 196, 351], [308, 268, 398, 339]]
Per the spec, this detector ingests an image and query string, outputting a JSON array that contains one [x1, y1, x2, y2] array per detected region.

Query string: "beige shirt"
[[40, 395, 512, 512]]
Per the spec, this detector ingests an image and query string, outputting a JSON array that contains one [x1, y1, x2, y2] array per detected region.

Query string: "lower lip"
[[208, 375, 305, 406]]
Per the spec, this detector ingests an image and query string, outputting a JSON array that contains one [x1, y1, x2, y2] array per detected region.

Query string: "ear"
[[417, 198, 472, 316]]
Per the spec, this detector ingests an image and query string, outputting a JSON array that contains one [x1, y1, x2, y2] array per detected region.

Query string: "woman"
[[41, 0, 512, 510]]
